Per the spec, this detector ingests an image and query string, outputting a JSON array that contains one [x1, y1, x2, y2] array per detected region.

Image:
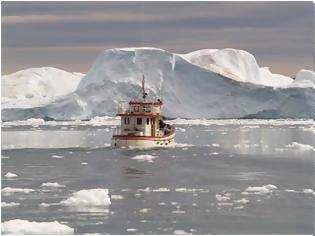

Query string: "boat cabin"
[[116, 100, 170, 137]]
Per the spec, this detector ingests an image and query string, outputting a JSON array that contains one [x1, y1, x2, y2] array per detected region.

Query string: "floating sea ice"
[[39, 203, 51, 208], [4, 172, 18, 178], [51, 155, 64, 159], [174, 230, 190, 235], [233, 198, 250, 204], [241, 184, 277, 195], [216, 194, 230, 202], [139, 208, 151, 213], [1, 219, 74, 235], [152, 188, 170, 192], [41, 182, 65, 188], [212, 143, 220, 147], [2, 187, 34, 194], [60, 189, 111, 206], [111, 195, 124, 200], [285, 142, 315, 151], [284, 189, 298, 193], [126, 228, 137, 232], [2, 202, 20, 208], [81, 162, 88, 165], [303, 189, 315, 195], [131, 154, 157, 163], [209, 152, 219, 156]]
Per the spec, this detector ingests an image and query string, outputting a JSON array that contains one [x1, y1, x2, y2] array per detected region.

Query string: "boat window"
[[127, 117, 130, 124], [147, 118, 149, 125], [137, 118, 142, 125]]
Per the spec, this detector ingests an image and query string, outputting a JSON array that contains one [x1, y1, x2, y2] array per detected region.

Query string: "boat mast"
[[142, 74, 147, 101]]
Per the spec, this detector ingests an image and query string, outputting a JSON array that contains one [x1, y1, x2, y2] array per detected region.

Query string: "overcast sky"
[[2, 1, 314, 77]]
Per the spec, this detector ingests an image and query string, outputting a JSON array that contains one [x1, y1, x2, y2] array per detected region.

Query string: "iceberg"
[[2, 48, 314, 120]]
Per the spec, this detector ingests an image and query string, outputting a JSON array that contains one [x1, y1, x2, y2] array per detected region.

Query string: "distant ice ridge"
[[2, 47, 314, 120], [2, 67, 84, 109], [1, 219, 74, 234], [2, 117, 313, 127]]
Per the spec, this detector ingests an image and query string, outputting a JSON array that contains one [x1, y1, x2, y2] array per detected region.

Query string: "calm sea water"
[[2, 121, 314, 234]]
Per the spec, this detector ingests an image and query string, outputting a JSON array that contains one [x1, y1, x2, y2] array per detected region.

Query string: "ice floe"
[[41, 182, 65, 188], [2, 187, 35, 194], [60, 188, 111, 206], [285, 142, 314, 151], [174, 230, 190, 235], [2, 202, 20, 208], [139, 208, 151, 213], [241, 184, 277, 195], [284, 189, 299, 193], [233, 198, 250, 204], [216, 194, 230, 202], [302, 189, 315, 195], [233, 205, 244, 210], [39, 203, 51, 208], [51, 155, 64, 159], [111, 195, 124, 200], [1, 219, 74, 234], [4, 172, 18, 178], [131, 154, 157, 163]]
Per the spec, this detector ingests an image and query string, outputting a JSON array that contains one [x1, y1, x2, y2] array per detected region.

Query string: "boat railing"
[[113, 126, 122, 136]]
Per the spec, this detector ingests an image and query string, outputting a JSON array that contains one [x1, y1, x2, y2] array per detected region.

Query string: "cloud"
[[1, 1, 313, 76]]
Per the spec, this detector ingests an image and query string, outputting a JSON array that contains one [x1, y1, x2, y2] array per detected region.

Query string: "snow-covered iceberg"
[[2, 67, 84, 109], [2, 48, 314, 120]]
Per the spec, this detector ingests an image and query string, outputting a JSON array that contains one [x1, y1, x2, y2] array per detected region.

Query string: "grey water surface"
[[2, 122, 314, 234]]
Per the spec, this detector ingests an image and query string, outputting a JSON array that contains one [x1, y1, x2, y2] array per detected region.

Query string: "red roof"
[[129, 101, 162, 106], [116, 113, 160, 117]]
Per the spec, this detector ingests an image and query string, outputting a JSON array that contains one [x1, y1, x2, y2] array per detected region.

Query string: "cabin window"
[[124, 117, 130, 124], [146, 118, 149, 125], [137, 118, 142, 125]]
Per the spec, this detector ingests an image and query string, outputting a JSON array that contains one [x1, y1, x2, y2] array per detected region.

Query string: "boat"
[[112, 75, 175, 148]]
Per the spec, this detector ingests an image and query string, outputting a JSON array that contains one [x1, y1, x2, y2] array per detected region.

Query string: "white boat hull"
[[112, 132, 175, 148]]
